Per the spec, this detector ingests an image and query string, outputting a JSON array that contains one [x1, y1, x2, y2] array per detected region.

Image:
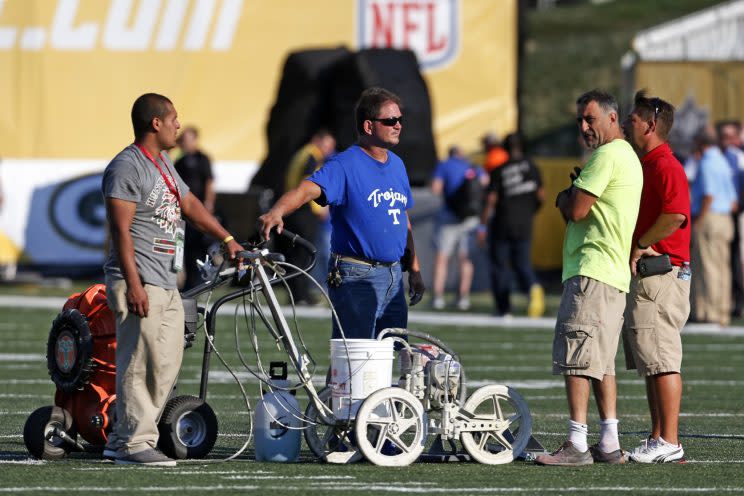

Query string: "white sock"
[[568, 420, 588, 452], [598, 418, 620, 452]]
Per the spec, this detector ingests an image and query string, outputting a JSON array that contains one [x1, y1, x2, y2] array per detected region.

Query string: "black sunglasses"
[[371, 116, 403, 126]]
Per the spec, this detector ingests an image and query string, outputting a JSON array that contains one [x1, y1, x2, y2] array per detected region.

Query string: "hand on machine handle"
[[236, 226, 317, 262], [257, 211, 284, 241], [223, 238, 245, 261]]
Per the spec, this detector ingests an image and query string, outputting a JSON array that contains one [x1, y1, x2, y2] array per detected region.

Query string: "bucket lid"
[[330, 338, 394, 347]]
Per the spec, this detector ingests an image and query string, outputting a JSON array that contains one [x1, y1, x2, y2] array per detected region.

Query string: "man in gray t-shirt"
[[102, 93, 242, 466], [102, 144, 191, 289]]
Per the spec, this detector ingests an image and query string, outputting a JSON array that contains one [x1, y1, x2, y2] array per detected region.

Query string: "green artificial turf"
[[1, 297, 743, 495]]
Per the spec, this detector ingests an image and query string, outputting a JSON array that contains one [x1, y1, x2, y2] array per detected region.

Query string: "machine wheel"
[[303, 387, 362, 464], [354, 387, 427, 466], [47, 309, 94, 393], [158, 395, 218, 459], [459, 384, 532, 465], [23, 405, 77, 460]]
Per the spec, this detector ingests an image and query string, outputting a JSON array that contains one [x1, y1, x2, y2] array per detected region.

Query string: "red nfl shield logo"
[[357, 0, 459, 70]]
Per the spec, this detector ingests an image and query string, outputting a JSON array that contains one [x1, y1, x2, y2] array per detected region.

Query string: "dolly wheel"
[[459, 384, 532, 465], [354, 387, 427, 466], [23, 406, 77, 460], [158, 395, 218, 459]]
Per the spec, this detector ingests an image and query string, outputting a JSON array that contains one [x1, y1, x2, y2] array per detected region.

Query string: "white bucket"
[[330, 338, 395, 420]]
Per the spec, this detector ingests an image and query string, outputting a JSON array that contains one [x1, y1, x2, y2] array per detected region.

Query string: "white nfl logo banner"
[[357, 0, 459, 70]]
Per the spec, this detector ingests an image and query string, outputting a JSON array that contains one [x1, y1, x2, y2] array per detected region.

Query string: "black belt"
[[333, 253, 398, 267]]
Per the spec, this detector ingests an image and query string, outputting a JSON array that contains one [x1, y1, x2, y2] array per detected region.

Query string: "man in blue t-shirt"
[[430, 145, 486, 311], [690, 128, 738, 325], [258, 87, 425, 339]]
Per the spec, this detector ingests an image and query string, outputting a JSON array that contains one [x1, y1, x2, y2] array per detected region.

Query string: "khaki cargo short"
[[623, 267, 690, 376], [552, 276, 626, 381]]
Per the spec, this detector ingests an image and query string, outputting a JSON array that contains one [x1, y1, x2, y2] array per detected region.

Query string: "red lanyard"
[[135, 143, 181, 206]]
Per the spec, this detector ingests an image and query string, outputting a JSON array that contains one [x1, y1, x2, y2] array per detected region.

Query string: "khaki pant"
[[691, 213, 734, 325], [105, 279, 184, 454]]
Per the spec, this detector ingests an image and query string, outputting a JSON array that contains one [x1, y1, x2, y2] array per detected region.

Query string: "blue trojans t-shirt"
[[308, 145, 414, 263]]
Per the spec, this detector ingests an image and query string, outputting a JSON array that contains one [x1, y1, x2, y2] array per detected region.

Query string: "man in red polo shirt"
[[622, 90, 691, 463]]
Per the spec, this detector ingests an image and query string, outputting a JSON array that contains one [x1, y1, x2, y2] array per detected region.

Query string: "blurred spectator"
[[717, 120, 744, 317], [282, 129, 336, 304], [481, 132, 509, 172], [690, 128, 738, 325], [478, 132, 545, 317], [683, 148, 701, 183], [0, 159, 15, 281], [430, 145, 485, 310], [174, 126, 216, 290]]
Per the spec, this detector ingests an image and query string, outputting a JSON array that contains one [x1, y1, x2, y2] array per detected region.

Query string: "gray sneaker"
[[589, 443, 627, 464], [115, 448, 176, 467], [534, 441, 593, 466]]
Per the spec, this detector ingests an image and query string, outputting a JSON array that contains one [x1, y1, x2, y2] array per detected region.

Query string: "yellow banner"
[[0, 0, 517, 161]]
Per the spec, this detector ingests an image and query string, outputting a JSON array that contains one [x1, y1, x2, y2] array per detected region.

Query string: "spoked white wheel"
[[459, 384, 532, 465], [304, 387, 362, 464], [354, 387, 427, 466]]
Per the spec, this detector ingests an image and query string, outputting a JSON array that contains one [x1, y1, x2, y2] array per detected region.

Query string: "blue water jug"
[[254, 362, 301, 462]]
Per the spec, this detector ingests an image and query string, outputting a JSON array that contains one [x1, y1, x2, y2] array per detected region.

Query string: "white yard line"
[[1, 379, 58, 384], [223, 475, 357, 480], [0, 353, 45, 361], [0, 487, 261, 493], [0, 364, 41, 370], [0, 459, 46, 465], [533, 431, 744, 439], [3, 485, 742, 494], [295, 486, 744, 493], [4, 375, 744, 389], [0, 394, 48, 399], [71, 468, 276, 474], [308, 485, 744, 493], [2, 295, 744, 337]]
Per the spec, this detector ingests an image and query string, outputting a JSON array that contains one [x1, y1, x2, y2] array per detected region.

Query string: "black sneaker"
[[115, 448, 176, 467]]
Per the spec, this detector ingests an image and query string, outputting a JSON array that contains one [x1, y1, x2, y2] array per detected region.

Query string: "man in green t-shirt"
[[535, 90, 643, 467]]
